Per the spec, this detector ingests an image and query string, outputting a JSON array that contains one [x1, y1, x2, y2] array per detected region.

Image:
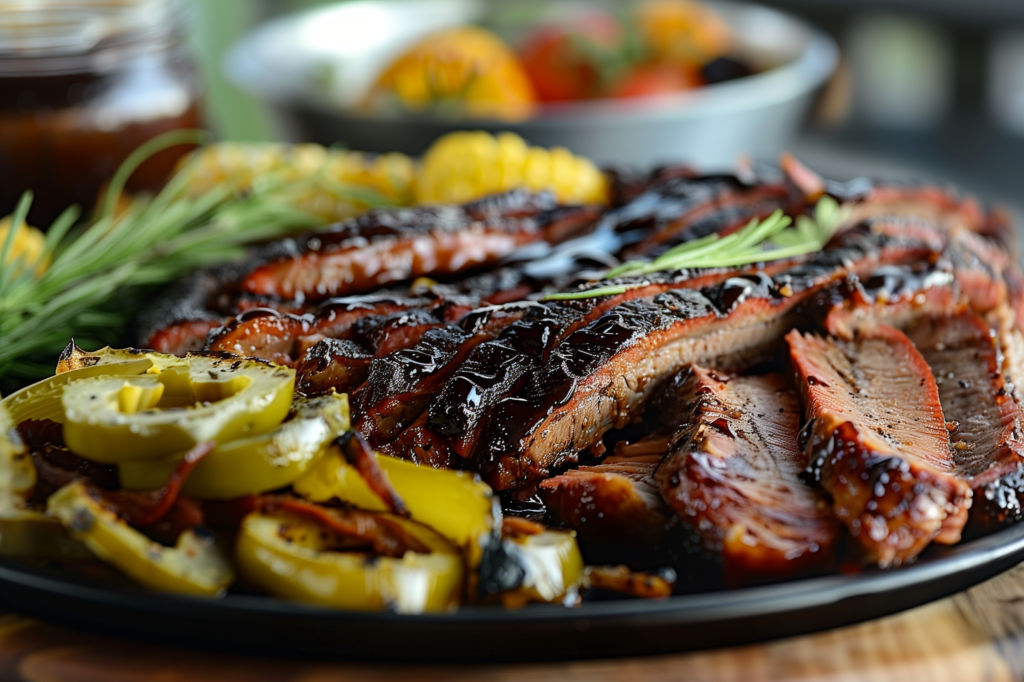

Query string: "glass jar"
[[0, 0, 203, 226]]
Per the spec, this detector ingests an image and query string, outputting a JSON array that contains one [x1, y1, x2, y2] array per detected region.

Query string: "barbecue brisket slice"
[[538, 444, 673, 545], [468, 226, 946, 491], [654, 366, 839, 582], [823, 266, 959, 341], [354, 303, 532, 443], [905, 312, 1024, 532], [241, 190, 602, 301], [296, 339, 373, 395], [621, 178, 796, 259], [425, 263, 807, 463], [205, 295, 433, 366], [837, 183, 987, 237], [140, 268, 236, 355], [787, 326, 972, 566]]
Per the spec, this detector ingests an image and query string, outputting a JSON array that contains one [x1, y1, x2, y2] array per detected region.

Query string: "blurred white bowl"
[[225, 0, 838, 169]]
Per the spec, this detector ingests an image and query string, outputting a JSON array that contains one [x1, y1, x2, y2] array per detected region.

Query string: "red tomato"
[[519, 14, 621, 102], [609, 63, 704, 99]]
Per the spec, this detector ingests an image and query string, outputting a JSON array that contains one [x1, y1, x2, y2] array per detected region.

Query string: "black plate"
[[0, 520, 1021, 663]]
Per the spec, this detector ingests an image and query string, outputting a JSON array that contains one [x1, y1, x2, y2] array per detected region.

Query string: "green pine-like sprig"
[[0, 130, 390, 379], [544, 197, 850, 301]]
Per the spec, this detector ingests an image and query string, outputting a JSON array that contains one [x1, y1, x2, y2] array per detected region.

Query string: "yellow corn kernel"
[[416, 131, 608, 206]]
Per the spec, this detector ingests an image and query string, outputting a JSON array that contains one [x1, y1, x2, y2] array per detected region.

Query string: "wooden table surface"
[[1, 564, 1024, 682]]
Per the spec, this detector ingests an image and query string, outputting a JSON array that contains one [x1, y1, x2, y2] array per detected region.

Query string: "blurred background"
[[4, 0, 1024, 222], [197, 0, 1024, 201]]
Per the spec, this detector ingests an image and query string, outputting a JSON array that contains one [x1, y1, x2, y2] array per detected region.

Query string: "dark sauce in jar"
[[0, 0, 202, 226]]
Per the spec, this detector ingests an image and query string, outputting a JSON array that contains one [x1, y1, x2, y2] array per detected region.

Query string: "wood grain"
[[5, 564, 1024, 682]]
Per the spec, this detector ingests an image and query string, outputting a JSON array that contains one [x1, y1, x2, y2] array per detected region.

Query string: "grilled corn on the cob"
[[178, 144, 416, 223], [416, 131, 608, 205]]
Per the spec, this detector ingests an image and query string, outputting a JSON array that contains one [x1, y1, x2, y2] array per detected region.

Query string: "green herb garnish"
[[543, 285, 630, 301], [544, 197, 849, 302], [0, 130, 352, 380]]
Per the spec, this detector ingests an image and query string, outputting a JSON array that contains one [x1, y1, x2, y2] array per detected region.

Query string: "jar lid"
[[0, 0, 186, 74]]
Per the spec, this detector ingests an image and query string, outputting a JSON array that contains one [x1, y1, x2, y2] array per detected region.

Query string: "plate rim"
[[0, 516, 1019, 630]]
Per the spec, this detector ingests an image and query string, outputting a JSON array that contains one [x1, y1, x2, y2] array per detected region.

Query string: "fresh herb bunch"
[[0, 130, 375, 380], [544, 197, 849, 301]]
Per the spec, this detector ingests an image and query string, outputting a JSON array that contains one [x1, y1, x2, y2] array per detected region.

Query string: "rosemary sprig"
[[543, 285, 630, 301], [543, 197, 849, 302], [0, 130, 355, 380]]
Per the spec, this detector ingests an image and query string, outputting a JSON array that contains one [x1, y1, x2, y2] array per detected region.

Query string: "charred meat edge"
[[205, 295, 433, 366], [353, 303, 534, 443], [241, 193, 602, 301], [426, 263, 801, 462]]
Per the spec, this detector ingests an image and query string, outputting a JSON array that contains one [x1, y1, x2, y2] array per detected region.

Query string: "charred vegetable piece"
[[100, 441, 214, 527], [0, 404, 89, 559], [118, 393, 349, 499], [293, 448, 497, 567], [47, 481, 234, 596], [583, 565, 676, 599], [236, 510, 463, 614], [492, 529, 585, 608], [3, 345, 162, 425], [337, 431, 408, 516], [60, 352, 294, 463]]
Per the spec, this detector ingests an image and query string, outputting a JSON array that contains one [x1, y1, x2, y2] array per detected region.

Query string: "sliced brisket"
[[787, 326, 971, 566], [470, 226, 946, 490], [906, 312, 1024, 531], [824, 266, 960, 340], [206, 295, 432, 366], [354, 303, 532, 443], [621, 179, 796, 259], [539, 449, 672, 545], [654, 366, 838, 582], [241, 191, 601, 301], [425, 264, 801, 463], [296, 338, 373, 395]]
